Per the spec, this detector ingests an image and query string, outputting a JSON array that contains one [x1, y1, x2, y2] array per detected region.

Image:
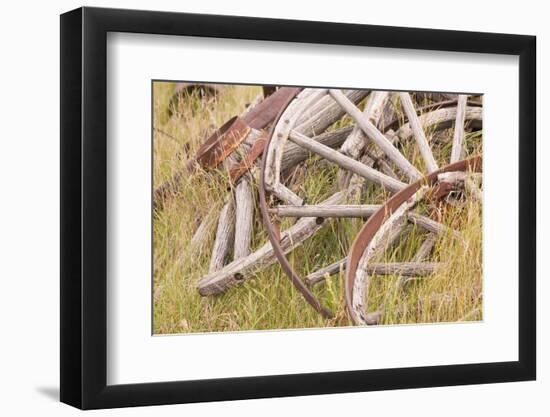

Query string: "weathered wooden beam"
[[329, 89, 422, 181], [270, 204, 379, 218], [340, 91, 389, 160], [271, 183, 303, 206], [208, 197, 236, 273], [450, 94, 469, 163], [408, 212, 460, 238], [305, 259, 439, 286], [190, 209, 216, 250], [234, 176, 254, 259], [270, 204, 456, 237], [288, 130, 407, 193], [396, 106, 482, 142], [399, 92, 439, 173], [280, 126, 353, 172], [295, 89, 369, 136]]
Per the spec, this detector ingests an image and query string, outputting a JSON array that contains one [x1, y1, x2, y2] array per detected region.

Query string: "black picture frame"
[[60, 6, 536, 410]]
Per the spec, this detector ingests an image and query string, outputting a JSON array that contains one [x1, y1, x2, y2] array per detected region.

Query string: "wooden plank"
[[234, 176, 254, 259], [399, 92, 439, 173], [396, 106, 482, 142], [208, 197, 236, 273], [340, 91, 389, 160], [305, 259, 439, 286], [450, 94, 469, 163], [294, 89, 369, 136], [270, 204, 379, 218]]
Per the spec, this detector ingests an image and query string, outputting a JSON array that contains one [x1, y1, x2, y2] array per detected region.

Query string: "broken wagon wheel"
[[258, 88, 482, 321], [197, 89, 369, 296], [345, 157, 482, 325]]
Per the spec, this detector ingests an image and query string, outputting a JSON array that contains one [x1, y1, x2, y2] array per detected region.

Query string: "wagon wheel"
[[257, 88, 483, 322]]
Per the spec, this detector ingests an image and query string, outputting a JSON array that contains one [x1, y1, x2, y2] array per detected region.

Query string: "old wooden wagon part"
[[250, 88, 483, 319], [154, 86, 302, 206], [196, 87, 482, 324], [196, 88, 370, 295], [345, 156, 482, 325]]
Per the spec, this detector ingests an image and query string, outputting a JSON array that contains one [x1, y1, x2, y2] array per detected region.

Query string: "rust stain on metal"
[[243, 87, 302, 129], [195, 116, 251, 169], [228, 133, 268, 183], [154, 87, 302, 207]]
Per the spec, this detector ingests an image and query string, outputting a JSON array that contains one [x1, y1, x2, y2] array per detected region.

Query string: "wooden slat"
[[340, 91, 389, 159], [270, 204, 379, 218], [306, 259, 439, 286], [450, 94, 469, 163], [399, 92, 439, 173], [234, 176, 254, 259], [208, 198, 235, 273]]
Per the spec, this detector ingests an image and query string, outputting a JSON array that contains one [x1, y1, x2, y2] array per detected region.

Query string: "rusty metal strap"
[[195, 116, 251, 169], [243, 87, 301, 129], [154, 87, 302, 206], [229, 132, 268, 182]]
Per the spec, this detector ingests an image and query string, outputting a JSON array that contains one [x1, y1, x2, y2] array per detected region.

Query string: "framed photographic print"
[[60, 6, 536, 409]]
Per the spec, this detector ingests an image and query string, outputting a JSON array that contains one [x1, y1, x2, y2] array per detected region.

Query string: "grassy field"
[[152, 82, 483, 334]]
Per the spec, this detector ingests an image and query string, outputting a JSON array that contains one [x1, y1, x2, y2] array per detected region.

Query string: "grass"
[[152, 82, 483, 334]]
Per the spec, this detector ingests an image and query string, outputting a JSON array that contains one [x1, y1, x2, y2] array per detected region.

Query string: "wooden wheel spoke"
[[399, 92, 439, 173], [270, 204, 379, 218], [328, 89, 422, 181], [234, 176, 254, 259], [305, 259, 440, 286], [450, 94, 469, 163], [339, 91, 390, 160], [397, 233, 438, 288], [270, 203, 459, 236], [208, 197, 235, 273], [288, 130, 406, 193]]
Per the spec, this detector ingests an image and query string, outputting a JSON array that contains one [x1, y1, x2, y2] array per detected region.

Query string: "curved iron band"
[[345, 156, 482, 325], [228, 132, 268, 183], [258, 88, 334, 319], [154, 87, 302, 205], [195, 116, 251, 169]]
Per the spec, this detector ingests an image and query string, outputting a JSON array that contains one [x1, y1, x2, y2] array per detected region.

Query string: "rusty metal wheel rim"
[[258, 88, 336, 318], [345, 156, 482, 325], [257, 88, 483, 323]]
